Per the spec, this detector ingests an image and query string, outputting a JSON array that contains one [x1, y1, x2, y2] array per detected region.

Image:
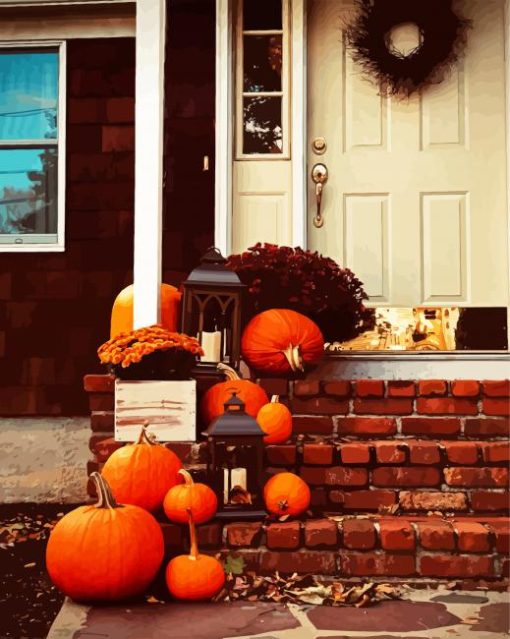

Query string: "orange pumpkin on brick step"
[[164, 469, 217, 525], [257, 395, 293, 444], [241, 309, 324, 376], [264, 472, 311, 517], [102, 423, 182, 512]]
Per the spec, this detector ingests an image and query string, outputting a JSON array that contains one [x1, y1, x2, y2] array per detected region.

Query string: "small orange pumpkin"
[[241, 309, 324, 376], [102, 423, 182, 512], [263, 472, 311, 517], [166, 509, 225, 601], [200, 363, 268, 426], [46, 473, 164, 601], [164, 469, 217, 525], [110, 283, 181, 339], [257, 395, 293, 444]]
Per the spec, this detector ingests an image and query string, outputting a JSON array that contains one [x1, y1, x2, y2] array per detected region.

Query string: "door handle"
[[311, 163, 328, 228]]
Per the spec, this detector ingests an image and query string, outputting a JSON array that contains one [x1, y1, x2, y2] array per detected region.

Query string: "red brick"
[[337, 417, 397, 437], [407, 441, 440, 465], [340, 443, 371, 464], [418, 522, 455, 550], [374, 442, 406, 464], [355, 380, 385, 398], [329, 490, 397, 511], [342, 520, 376, 550], [465, 418, 509, 437], [67, 123, 102, 152], [471, 492, 509, 512], [482, 443, 510, 464], [196, 523, 222, 548], [486, 521, 510, 554], [90, 411, 114, 432], [258, 378, 289, 396], [310, 488, 328, 508], [266, 445, 297, 466], [226, 523, 262, 548], [68, 98, 106, 123], [84, 374, 115, 393], [89, 435, 123, 463], [417, 398, 478, 416], [483, 380, 510, 397], [325, 467, 367, 487], [402, 417, 461, 437], [387, 381, 415, 397], [293, 416, 334, 435], [483, 399, 510, 416], [303, 444, 334, 465], [293, 380, 320, 397], [354, 398, 413, 415], [304, 519, 338, 548], [341, 552, 415, 577], [451, 380, 480, 397], [89, 393, 114, 411], [322, 380, 351, 398], [420, 555, 494, 577], [399, 491, 468, 512], [503, 559, 509, 577], [102, 125, 134, 152], [379, 521, 415, 551], [418, 380, 447, 396], [106, 97, 134, 123], [373, 467, 441, 487], [454, 522, 490, 553], [443, 442, 479, 465], [299, 467, 326, 485], [444, 467, 508, 487], [292, 397, 349, 415], [21, 358, 56, 385], [260, 551, 336, 575]]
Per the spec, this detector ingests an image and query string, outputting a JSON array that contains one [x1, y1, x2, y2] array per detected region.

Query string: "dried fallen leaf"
[[23, 562, 36, 568]]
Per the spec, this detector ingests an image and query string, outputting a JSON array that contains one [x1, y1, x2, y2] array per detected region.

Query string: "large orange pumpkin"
[[257, 395, 293, 444], [241, 309, 324, 375], [164, 469, 217, 525], [46, 472, 164, 601], [200, 363, 268, 426], [166, 510, 225, 601], [110, 283, 181, 339], [102, 424, 182, 512], [263, 472, 311, 517]]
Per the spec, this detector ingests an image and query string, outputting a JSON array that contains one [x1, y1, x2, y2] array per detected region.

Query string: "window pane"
[[243, 96, 282, 154], [0, 148, 58, 236], [243, 0, 282, 30], [0, 50, 58, 141], [244, 35, 282, 92]]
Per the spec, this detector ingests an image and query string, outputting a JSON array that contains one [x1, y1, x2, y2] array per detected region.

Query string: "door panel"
[[307, 0, 508, 307]]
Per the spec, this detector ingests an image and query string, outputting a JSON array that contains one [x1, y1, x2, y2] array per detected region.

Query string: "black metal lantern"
[[181, 247, 245, 375], [206, 391, 267, 520]]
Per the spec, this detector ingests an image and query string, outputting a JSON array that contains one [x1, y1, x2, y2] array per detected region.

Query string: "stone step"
[[160, 515, 510, 583]]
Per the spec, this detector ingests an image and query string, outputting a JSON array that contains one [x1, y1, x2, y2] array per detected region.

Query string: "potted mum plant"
[[226, 244, 375, 343]]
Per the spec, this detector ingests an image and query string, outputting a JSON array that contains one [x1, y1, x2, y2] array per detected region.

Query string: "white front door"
[[307, 0, 509, 307]]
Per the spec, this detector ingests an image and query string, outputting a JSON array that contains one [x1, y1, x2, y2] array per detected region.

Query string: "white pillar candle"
[[200, 330, 222, 362], [231, 467, 247, 490]]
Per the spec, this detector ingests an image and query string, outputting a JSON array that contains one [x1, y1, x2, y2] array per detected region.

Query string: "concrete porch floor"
[[47, 589, 509, 639]]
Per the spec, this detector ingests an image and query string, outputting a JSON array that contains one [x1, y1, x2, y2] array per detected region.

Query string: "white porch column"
[[133, 0, 166, 328]]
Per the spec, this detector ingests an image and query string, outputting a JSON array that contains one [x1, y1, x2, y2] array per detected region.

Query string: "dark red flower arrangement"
[[226, 244, 375, 343]]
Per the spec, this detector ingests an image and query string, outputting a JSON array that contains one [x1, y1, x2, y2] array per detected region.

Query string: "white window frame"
[[0, 39, 66, 252]]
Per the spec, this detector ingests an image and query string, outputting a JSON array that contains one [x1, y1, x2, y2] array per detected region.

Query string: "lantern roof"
[[184, 247, 245, 288], [206, 391, 265, 437]]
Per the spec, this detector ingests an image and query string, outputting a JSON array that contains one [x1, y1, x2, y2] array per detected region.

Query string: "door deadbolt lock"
[[312, 137, 327, 154]]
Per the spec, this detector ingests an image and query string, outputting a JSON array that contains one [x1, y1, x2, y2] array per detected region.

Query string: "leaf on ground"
[[223, 554, 246, 575]]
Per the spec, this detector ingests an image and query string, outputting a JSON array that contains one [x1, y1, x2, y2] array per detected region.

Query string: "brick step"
[[160, 515, 510, 582]]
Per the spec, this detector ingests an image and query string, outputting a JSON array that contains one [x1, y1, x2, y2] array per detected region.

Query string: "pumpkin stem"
[[278, 499, 289, 512], [187, 508, 199, 560], [271, 395, 280, 404], [178, 468, 195, 486], [217, 363, 241, 381], [91, 472, 121, 510], [136, 421, 156, 446], [282, 345, 304, 373]]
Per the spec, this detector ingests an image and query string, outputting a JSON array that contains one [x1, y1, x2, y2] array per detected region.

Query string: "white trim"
[[505, 0, 510, 334], [214, 0, 233, 255], [0, 12, 135, 39], [133, 0, 165, 328], [0, 40, 66, 253], [291, 0, 306, 247]]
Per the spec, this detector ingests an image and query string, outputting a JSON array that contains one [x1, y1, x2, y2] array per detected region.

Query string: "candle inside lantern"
[[223, 467, 247, 504], [200, 330, 221, 362]]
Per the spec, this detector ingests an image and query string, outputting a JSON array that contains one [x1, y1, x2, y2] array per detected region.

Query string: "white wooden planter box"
[[114, 379, 196, 442]]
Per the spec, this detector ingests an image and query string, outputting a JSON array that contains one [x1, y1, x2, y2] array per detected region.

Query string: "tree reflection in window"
[[243, 96, 283, 154]]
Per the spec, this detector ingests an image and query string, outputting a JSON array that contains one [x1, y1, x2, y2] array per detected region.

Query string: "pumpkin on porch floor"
[[165, 509, 225, 601], [110, 283, 181, 339], [102, 423, 182, 512], [164, 469, 217, 525], [263, 472, 311, 517], [46, 473, 164, 602], [200, 363, 268, 426], [257, 395, 293, 444]]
